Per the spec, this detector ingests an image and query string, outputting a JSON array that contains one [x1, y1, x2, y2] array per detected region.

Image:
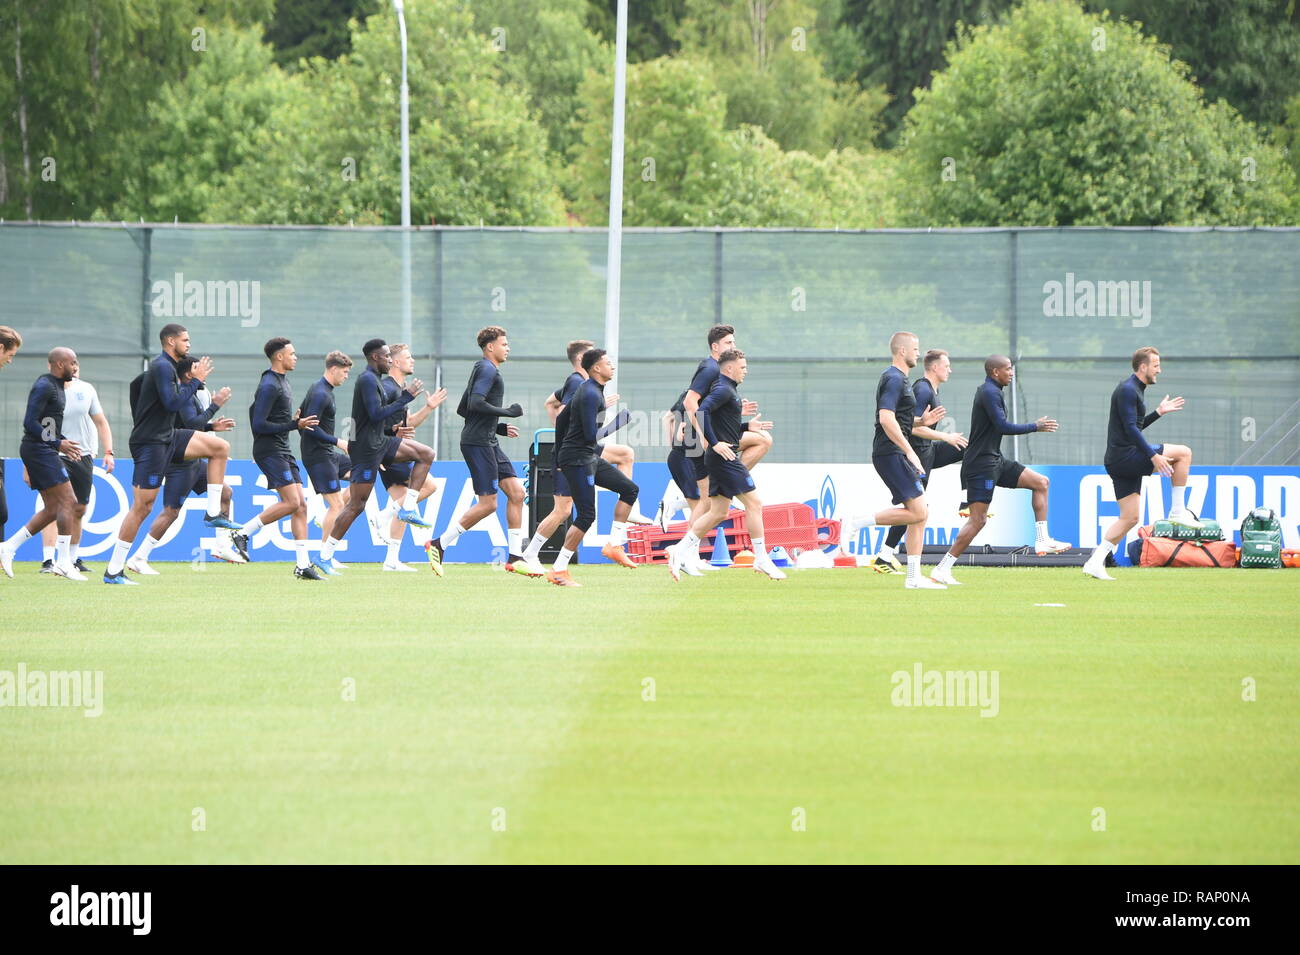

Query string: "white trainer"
[[1082, 563, 1115, 581], [126, 556, 161, 576], [930, 570, 963, 586], [519, 556, 547, 577], [52, 563, 88, 582], [370, 513, 399, 546], [754, 560, 786, 580], [0, 546, 13, 578], [1035, 538, 1073, 555], [212, 542, 246, 564], [666, 545, 702, 579], [905, 576, 948, 589], [382, 560, 417, 572]]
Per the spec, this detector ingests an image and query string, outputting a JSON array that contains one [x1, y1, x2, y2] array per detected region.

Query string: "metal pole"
[[394, 0, 413, 348], [603, 0, 628, 388], [1009, 230, 1020, 461]]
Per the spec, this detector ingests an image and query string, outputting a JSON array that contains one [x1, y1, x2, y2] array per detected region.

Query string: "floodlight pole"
[[394, 0, 412, 348], [603, 0, 628, 389]]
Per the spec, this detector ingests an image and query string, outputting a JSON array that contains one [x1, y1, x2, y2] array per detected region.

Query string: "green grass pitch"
[[1, 560, 1295, 864]]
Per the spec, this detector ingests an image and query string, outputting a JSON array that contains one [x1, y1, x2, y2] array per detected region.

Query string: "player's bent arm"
[[1120, 388, 1157, 455], [24, 379, 59, 448], [983, 388, 1037, 436], [879, 409, 923, 470], [153, 359, 201, 413], [406, 402, 434, 429], [545, 393, 562, 424], [684, 389, 704, 439], [878, 408, 908, 452], [365, 379, 415, 422], [300, 392, 340, 445], [93, 412, 115, 468], [911, 425, 946, 442]]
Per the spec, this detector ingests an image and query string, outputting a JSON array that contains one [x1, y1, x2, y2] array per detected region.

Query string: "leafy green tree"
[[899, 0, 1298, 226], [114, 25, 293, 222], [1099, 0, 1300, 129], [570, 56, 898, 227], [265, 0, 380, 67], [204, 2, 566, 225], [838, 0, 1014, 145], [1279, 92, 1300, 181], [585, 0, 687, 63], [0, 1, 275, 220], [469, 0, 607, 160], [675, 0, 887, 155]]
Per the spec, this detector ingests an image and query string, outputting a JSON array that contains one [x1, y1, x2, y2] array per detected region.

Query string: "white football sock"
[[70, 541, 79, 562], [42, 544, 55, 562], [385, 540, 401, 565], [239, 515, 263, 539], [107, 539, 131, 575], [440, 522, 466, 549], [524, 531, 547, 561], [907, 554, 920, 581], [295, 540, 310, 569], [1035, 520, 1049, 544], [609, 521, 629, 547], [879, 543, 896, 561], [680, 531, 701, 557], [508, 527, 525, 556], [403, 488, 418, 510], [751, 536, 765, 562], [206, 484, 222, 517], [1170, 484, 1188, 514], [937, 553, 957, 575], [554, 546, 574, 572], [56, 535, 72, 568], [136, 535, 161, 560], [5, 526, 33, 552], [321, 536, 341, 561], [1086, 538, 1116, 567]]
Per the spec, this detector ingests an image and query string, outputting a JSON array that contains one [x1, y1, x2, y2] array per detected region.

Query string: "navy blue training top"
[[961, 376, 1037, 479], [298, 377, 342, 464], [682, 357, 720, 457], [557, 378, 604, 468], [697, 374, 744, 450], [1105, 373, 1162, 465], [22, 373, 66, 450], [873, 365, 916, 458], [130, 352, 202, 447], [250, 369, 297, 458]]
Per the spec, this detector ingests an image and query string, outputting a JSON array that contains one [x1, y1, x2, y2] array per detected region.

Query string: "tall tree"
[[675, 0, 888, 154], [839, 0, 1014, 145], [265, 0, 380, 67], [899, 0, 1298, 226], [0, 0, 274, 220], [1099, 0, 1300, 129], [469, 0, 607, 161], [203, 2, 566, 225]]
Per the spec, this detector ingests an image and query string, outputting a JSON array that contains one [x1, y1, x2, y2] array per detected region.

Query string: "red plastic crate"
[[627, 503, 840, 564]]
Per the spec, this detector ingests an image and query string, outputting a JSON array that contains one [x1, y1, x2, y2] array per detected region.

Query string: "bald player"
[[930, 355, 1069, 586], [0, 347, 88, 580]]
